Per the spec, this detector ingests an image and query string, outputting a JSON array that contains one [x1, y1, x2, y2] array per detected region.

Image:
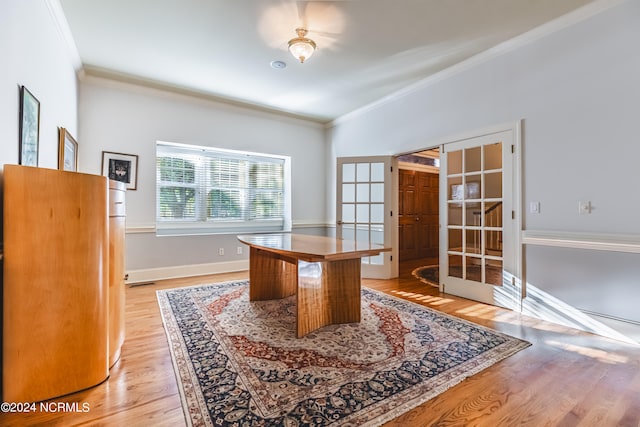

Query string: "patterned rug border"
[[157, 280, 531, 426], [411, 265, 440, 287]]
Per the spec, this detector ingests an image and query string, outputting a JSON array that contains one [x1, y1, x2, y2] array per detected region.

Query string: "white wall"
[[328, 0, 640, 339], [78, 77, 327, 280], [0, 0, 79, 169]]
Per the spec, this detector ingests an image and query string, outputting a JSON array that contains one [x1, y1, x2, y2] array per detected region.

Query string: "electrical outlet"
[[218, 248, 224, 256], [237, 246, 243, 255]]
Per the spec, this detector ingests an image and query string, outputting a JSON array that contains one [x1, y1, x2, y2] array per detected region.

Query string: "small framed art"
[[102, 151, 139, 190], [19, 85, 40, 166], [58, 127, 78, 171]]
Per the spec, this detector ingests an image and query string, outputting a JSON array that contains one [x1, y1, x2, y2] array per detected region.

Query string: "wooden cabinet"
[[2, 165, 126, 403], [109, 180, 126, 367]]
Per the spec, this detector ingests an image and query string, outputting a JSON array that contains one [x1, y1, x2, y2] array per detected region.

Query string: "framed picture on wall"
[[58, 127, 78, 171], [102, 151, 138, 190], [19, 85, 40, 166]]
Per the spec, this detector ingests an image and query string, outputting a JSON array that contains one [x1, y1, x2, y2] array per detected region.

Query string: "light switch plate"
[[529, 201, 540, 214], [578, 200, 591, 215]]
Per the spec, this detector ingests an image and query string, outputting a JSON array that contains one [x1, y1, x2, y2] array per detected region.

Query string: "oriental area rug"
[[157, 280, 530, 426]]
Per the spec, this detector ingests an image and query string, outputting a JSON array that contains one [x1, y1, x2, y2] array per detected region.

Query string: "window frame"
[[156, 141, 291, 236]]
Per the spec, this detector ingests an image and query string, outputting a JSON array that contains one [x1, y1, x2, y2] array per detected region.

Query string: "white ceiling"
[[59, 0, 598, 123]]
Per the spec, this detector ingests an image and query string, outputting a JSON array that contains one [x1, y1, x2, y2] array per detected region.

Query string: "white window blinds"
[[156, 141, 291, 235]]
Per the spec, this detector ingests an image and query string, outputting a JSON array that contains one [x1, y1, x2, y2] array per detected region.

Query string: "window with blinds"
[[156, 141, 291, 235]]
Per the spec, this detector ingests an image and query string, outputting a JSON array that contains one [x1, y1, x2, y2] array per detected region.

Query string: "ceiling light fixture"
[[288, 28, 316, 64]]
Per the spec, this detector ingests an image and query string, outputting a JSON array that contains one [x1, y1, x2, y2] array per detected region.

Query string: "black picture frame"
[[19, 85, 40, 166], [101, 151, 139, 190]]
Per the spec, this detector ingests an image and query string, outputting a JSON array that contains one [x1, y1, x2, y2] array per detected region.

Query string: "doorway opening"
[[396, 148, 440, 283]]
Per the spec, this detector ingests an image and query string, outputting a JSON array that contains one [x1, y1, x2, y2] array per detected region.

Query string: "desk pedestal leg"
[[249, 247, 296, 301], [297, 258, 361, 337]]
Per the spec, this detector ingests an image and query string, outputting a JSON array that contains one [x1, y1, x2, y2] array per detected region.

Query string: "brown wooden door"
[[399, 169, 439, 260]]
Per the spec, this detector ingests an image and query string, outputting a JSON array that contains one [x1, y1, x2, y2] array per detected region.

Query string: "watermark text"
[[1, 401, 90, 413]]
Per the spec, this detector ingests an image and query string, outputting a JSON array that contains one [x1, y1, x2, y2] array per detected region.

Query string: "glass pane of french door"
[[446, 141, 503, 285]]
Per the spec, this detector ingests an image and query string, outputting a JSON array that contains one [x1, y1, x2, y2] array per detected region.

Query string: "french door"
[[336, 156, 396, 279], [439, 129, 519, 309]]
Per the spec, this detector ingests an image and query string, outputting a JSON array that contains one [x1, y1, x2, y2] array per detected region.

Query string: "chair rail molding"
[[521, 230, 640, 254], [126, 221, 333, 235]]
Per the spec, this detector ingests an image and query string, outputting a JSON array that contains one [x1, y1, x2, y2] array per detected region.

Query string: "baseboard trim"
[[581, 310, 640, 345], [522, 293, 639, 345], [126, 260, 249, 284]]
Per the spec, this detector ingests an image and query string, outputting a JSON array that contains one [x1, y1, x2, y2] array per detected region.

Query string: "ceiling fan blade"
[[297, 1, 346, 36], [296, 1, 309, 28], [257, 1, 347, 50], [312, 29, 340, 37]]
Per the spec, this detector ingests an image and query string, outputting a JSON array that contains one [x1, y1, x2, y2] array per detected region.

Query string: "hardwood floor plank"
[[1, 266, 639, 426]]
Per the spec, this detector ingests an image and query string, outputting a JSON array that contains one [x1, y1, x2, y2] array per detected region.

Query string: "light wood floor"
[[2, 262, 640, 426]]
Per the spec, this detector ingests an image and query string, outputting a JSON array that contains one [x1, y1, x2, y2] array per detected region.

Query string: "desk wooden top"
[[237, 233, 390, 262]]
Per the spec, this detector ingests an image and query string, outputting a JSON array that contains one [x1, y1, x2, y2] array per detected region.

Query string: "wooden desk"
[[237, 233, 390, 337]]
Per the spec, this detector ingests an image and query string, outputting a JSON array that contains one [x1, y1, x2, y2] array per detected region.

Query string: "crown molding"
[[81, 65, 329, 128], [330, 0, 626, 127], [45, 0, 82, 71], [47, 0, 625, 130]]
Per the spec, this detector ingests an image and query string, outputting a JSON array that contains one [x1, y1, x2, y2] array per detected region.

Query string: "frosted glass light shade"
[[288, 28, 316, 63]]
